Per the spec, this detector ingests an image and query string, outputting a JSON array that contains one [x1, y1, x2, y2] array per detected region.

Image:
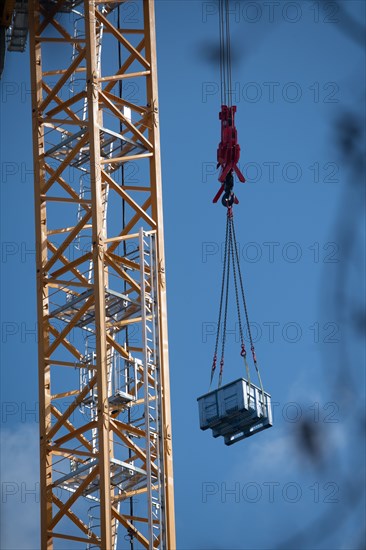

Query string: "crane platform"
[[49, 288, 140, 329], [54, 457, 150, 501], [197, 378, 273, 446], [45, 127, 147, 172]]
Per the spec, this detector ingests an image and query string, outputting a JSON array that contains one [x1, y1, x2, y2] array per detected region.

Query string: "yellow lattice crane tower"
[[1, 1, 176, 548]]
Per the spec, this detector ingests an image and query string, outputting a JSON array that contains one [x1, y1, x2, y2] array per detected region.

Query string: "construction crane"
[[1, 1, 175, 548], [1, 0, 273, 546]]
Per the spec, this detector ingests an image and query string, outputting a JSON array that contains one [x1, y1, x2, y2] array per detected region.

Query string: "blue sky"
[[0, 1, 365, 549]]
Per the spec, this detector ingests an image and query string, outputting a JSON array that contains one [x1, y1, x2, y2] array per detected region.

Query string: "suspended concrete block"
[[197, 378, 273, 446]]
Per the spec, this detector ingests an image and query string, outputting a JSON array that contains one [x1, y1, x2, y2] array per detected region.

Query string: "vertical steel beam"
[[143, 2, 176, 547], [84, 2, 112, 548], [29, 1, 52, 548]]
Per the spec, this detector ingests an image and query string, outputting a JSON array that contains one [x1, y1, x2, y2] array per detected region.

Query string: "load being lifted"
[[198, 378, 272, 446], [197, 0, 272, 446]]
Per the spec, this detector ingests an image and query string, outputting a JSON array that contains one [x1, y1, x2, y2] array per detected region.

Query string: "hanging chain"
[[218, 214, 232, 387], [231, 218, 265, 405], [210, 213, 230, 387], [230, 214, 251, 388], [210, 207, 265, 413]]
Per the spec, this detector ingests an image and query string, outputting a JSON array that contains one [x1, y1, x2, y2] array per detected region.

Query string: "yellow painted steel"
[[29, 1, 175, 548]]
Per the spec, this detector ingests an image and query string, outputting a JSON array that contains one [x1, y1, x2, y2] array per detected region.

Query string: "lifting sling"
[[197, 1, 273, 445]]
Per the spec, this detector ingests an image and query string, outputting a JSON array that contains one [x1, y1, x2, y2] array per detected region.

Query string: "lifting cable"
[[219, 0, 233, 107], [210, 2, 265, 402]]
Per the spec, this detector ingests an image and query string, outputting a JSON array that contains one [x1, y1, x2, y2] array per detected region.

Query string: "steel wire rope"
[[224, 0, 232, 107], [219, 0, 233, 107], [219, 0, 225, 106]]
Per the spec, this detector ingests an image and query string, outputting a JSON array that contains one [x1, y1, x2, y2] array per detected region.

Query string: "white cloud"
[[228, 427, 298, 483], [0, 423, 40, 550]]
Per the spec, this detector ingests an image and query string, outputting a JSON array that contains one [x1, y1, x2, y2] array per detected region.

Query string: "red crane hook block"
[[217, 105, 246, 183], [213, 105, 245, 205]]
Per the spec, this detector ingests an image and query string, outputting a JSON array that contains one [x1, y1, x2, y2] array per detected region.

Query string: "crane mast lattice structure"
[[28, 1, 175, 548]]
